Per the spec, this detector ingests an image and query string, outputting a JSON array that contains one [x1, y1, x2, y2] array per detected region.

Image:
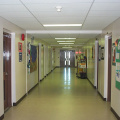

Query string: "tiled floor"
[[4, 68, 116, 120]]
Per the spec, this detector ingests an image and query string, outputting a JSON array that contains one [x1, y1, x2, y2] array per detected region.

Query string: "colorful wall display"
[[27, 42, 31, 74], [30, 45, 37, 73], [115, 39, 120, 90]]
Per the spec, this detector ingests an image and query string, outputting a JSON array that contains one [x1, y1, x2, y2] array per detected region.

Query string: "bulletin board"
[[115, 39, 120, 90], [30, 45, 37, 73]]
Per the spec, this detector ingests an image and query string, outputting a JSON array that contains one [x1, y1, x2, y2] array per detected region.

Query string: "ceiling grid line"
[[77, 0, 95, 39], [19, 0, 53, 40]]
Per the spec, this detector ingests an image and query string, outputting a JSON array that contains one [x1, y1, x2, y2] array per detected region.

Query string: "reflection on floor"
[[4, 68, 116, 120]]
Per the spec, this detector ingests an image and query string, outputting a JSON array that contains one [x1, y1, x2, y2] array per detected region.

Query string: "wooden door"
[[3, 32, 11, 110], [107, 37, 112, 102]]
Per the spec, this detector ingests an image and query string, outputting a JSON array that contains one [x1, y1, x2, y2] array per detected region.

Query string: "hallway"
[[4, 68, 116, 120]]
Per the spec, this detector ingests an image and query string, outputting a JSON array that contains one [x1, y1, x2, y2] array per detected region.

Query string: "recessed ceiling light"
[[56, 6, 62, 12], [43, 24, 82, 27], [59, 43, 74, 44], [55, 38, 76, 39], [57, 41, 75, 42], [62, 47, 72, 48]]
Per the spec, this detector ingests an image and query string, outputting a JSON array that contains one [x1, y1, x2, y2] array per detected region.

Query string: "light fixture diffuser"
[[55, 38, 76, 39], [59, 43, 74, 44], [43, 24, 82, 27], [62, 47, 72, 48], [57, 41, 75, 42]]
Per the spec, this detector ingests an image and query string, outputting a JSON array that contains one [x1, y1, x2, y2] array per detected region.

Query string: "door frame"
[[104, 34, 112, 101], [3, 30, 16, 107]]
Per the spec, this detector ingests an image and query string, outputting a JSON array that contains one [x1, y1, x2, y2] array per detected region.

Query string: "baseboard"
[[28, 83, 39, 94], [87, 78, 96, 89], [40, 78, 44, 81], [13, 94, 27, 106], [56, 66, 60, 68], [111, 107, 120, 120], [97, 91, 106, 101], [0, 114, 4, 120]]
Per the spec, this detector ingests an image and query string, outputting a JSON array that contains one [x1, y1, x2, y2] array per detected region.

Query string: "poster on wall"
[[101, 47, 104, 60], [18, 42, 22, 52], [112, 43, 116, 65], [27, 42, 31, 74], [115, 39, 120, 90], [99, 45, 101, 61], [30, 45, 37, 73]]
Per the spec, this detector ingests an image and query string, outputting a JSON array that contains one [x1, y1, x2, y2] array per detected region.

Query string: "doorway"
[[107, 36, 112, 102], [3, 32, 11, 110], [60, 50, 75, 67]]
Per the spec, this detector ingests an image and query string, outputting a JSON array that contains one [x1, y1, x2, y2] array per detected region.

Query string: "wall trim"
[[97, 91, 106, 101], [13, 94, 27, 106], [87, 78, 96, 89], [111, 107, 120, 120], [28, 83, 39, 94], [0, 114, 4, 120]]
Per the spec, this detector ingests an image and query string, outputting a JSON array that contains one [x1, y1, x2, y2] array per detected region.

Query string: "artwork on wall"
[[27, 42, 31, 74], [30, 45, 37, 73], [115, 39, 120, 90], [112, 43, 116, 65], [101, 47, 104, 60]]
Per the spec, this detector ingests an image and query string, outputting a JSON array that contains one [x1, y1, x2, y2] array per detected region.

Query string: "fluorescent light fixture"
[[43, 24, 82, 27], [57, 41, 75, 42], [55, 38, 76, 39], [62, 47, 72, 48], [59, 43, 74, 44]]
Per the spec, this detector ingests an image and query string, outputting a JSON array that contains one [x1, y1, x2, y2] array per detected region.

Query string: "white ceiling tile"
[[39, 17, 84, 24], [25, 3, 92, 12], [0, 0, 21, 4], [0, 11, 33, 18], [91, 3, 120, 10], [82, 16, 119, 30], [22, 0, 93, 4], [88, 10, 120, 17], [0, 5, 28, 12], [94, 0, 120, 3]]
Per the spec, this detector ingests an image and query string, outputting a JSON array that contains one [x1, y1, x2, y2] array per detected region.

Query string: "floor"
[[4, 68, 116, 120]]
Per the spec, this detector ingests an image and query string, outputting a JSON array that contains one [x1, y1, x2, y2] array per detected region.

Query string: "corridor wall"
[[98, 18, 120, 118], [0, 17, 26, 118], [83, 17, 120, 118], [83, 39, 95, 86]]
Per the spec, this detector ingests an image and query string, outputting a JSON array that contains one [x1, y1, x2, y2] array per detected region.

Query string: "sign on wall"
[[101, 47, 104, 60]]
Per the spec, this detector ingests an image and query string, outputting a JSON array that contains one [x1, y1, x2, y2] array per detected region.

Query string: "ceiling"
[[0, 0, 120, 47]]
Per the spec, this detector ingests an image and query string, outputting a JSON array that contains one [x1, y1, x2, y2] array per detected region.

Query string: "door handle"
[[5, 72, 8, 75]]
